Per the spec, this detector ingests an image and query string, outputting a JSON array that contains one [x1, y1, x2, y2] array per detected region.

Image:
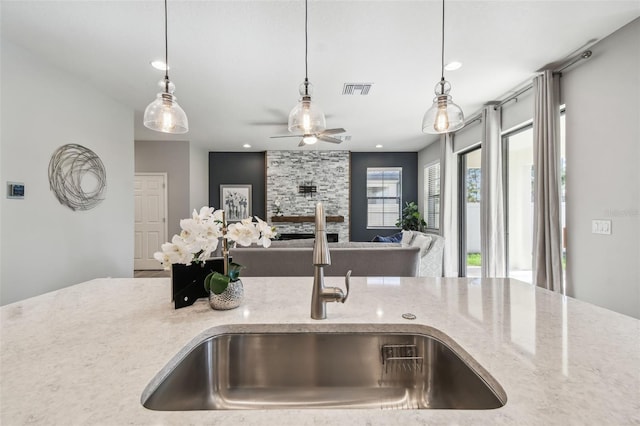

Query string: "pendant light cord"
[[304, 0, 309, 93], [164, 0, 170, 90], [440, 0, 445, 82]]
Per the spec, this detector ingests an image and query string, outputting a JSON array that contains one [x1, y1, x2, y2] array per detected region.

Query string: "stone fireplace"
[[266, 151, 350, 241]]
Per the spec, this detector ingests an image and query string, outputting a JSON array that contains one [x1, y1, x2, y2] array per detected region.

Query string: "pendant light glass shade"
[[422, 79, 464, 134], [288, 82, 326, 134], [143, 0, 188, 134], [144, 78, 188, 134]]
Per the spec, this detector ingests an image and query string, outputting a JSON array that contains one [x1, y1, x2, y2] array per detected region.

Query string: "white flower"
[[195, 206, 214, 222], [153, 206, 277, 267], [227, 219, 260, 247], [254, 216, 277, 248]]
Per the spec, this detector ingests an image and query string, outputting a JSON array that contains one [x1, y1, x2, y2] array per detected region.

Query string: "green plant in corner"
[[396, 201, 427, 232]]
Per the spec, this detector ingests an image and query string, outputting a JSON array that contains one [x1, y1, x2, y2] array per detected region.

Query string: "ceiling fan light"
[[288, 96, 326, 134], [144, 92, 189, 134], [422, 94, 464, 134], [302, 135, 318, 145]]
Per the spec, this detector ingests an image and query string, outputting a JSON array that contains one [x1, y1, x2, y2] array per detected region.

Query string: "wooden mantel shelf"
[[271, 215, 344, 223]]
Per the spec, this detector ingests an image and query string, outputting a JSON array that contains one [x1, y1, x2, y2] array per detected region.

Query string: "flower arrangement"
[[154, 206, 276, 294]]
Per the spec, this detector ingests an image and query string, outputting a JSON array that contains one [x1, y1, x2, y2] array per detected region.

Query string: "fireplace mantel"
[[271, 215, 345, 223]]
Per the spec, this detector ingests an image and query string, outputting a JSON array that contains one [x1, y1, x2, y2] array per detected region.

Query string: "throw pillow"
[[401, 230, 415, 245], [372, 231, 403, 243], [411, 233, 433, 256]]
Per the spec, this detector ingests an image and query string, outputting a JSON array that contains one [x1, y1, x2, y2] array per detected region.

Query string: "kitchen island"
[[1, 276, 638, 425]]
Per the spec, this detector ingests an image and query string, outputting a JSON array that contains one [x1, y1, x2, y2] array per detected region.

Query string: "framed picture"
[[220, 184, 252, 221]]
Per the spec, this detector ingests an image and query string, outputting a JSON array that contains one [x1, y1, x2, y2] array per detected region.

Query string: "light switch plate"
[[592, 220, 611, 235]]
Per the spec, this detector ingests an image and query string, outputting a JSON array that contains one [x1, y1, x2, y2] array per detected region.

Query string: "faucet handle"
[[341, 270, 351, 303]]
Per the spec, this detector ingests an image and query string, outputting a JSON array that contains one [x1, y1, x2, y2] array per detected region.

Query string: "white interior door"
[[134, 173, 167, 270]]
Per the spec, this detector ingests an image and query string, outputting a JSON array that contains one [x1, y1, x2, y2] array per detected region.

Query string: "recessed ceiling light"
[[150, 60, 169, 71], [444, 61, 462, 71], [375, 144, 383, 148], [243, 144, 251, 149]]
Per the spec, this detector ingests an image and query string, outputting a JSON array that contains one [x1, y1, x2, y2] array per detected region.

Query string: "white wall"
[[134, 140, 190, 238], [133, 141, 209, 239], [0, 40, 134, 305], [563, 18, 639, 318]]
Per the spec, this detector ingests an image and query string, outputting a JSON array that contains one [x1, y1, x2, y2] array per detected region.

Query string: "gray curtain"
[[480, 104, 507, 277], [532, 70, 563, 292], [440, 133, 459, 277]]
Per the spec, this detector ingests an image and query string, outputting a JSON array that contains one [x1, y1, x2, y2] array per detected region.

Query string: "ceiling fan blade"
[[318, 135, 343, 144], [320, 128, 346, 136], [298, 139, 306, 147], [270, 135, 303, 138]]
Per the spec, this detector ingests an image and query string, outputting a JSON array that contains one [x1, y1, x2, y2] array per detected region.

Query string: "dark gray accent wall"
[[350, 152, 418, 242], [209, 152, 266, 219]]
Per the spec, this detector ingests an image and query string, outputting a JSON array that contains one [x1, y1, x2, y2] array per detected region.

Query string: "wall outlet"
[[592, 220, 612, 235]]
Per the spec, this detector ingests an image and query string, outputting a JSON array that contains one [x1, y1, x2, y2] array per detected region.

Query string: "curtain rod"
[[456, 112, 482, 131], [554, 49, 592, 73], [464, 114, 482, 127], [493, 83, 533, 110], [493, 49, 593, 110]]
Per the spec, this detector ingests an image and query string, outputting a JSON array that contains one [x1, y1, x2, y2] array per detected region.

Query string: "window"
[[424, 162, 440, 230], [367, 167, 402, 228]]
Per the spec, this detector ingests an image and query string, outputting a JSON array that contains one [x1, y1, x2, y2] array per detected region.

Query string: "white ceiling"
[[2, 1, 638, 152]]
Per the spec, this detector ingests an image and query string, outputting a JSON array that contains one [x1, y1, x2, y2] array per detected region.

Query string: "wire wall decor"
[[48, 143, 106, 211]]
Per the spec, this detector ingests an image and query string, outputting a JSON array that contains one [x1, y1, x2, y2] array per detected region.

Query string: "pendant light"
[[143, 0, 188, 134], [287, 0, 326, 135], [422, 0, 464, 134]]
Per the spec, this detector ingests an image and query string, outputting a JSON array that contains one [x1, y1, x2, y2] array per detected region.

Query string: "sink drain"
[[402, 313, 416, 320]]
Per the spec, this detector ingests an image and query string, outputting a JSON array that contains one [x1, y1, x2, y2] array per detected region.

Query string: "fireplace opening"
[[278, 233, 339, 243]]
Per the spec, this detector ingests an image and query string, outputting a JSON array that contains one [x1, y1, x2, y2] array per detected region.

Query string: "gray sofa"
[[229, 231, 444, 278]]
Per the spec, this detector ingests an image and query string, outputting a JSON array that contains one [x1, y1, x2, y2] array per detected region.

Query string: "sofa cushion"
[[269, 239, 315, 248], [229, 246, 420, 277]]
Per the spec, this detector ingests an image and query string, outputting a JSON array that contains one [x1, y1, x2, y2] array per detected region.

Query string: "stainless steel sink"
[[142, 324, 506, 410]]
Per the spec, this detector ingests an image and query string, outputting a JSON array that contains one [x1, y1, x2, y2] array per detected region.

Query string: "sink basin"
[[142, 324, 506, 410]]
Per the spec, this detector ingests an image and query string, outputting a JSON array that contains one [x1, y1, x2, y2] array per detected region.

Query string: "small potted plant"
[[154, 206, 276, 310]]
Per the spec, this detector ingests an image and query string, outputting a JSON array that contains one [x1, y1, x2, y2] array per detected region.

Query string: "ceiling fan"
[[270, 128, 346, 147]]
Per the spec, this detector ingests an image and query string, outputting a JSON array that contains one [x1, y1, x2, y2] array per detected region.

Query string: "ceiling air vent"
[[342, 83, 373, 95]]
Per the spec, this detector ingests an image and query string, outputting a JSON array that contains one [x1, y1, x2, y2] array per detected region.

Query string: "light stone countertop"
[[1, 276, 639, 425]]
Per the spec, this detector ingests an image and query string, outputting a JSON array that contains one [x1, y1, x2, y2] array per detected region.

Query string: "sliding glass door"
[[458, 147, 482, 277], [504, 124, 534, 283], [504, 112, 566, 284]]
